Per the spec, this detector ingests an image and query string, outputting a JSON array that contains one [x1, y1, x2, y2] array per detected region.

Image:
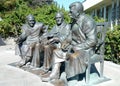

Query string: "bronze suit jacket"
[[65, 13, 97, 78]]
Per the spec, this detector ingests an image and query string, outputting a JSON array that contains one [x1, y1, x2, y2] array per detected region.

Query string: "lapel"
[[74, 15, 86, 41], [28, 23, 40, 35], [55, 22, 66, 32]]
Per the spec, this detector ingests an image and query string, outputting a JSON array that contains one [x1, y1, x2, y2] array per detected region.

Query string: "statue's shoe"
[[41, 71, 51, 77], [41, 76, 59, 82], [38, 69, 48, 75], [40, 66, 49, 71], [41, 71, 59, 82], [41, 77, 51, 82], [39, 66, 50, 75], [41, 71, 52, 82], [15, 59, 26, 68]]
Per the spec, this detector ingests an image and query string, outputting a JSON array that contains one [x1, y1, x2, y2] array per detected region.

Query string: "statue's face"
[[27, 18, 35, 27], [55, 13, 64, 25], [69, 6, 78, 19]]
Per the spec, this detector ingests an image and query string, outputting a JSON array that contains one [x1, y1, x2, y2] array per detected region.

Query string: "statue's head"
[[55, 12, 64, 26], [69, 2, 84, 19], [26, 14, 36, 27]]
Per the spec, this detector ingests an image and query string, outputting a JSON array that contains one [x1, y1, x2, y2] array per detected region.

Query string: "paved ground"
[[0, 45, 53, 86], [95, 61, 120, 86], [0, 45, 120, 86]]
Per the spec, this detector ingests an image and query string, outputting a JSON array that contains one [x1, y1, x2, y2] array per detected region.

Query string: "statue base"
[[9, 62, 110, 86]]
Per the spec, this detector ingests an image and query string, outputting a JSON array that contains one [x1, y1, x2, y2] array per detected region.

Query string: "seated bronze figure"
[[42, 1, 97, 83], [41, 12, 71, 81], [15, 14, 47, 68]]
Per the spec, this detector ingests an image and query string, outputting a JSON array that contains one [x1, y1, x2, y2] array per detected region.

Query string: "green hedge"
[[94, 16, 120, 64], [105, 25, 120, 64], [0, 0, 70, 38]]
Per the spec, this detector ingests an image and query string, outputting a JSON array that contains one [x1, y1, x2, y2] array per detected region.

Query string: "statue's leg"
[[42, 45, 56, 70], [41, 49, 66, 82], [16, 44, 32, 67], [31, 43, 40, 68], [17, 56, 31, 67], [18, 43, 34, 68], [43, 45, 51, 70], [15, 44, 25, 67], [49, 62, 61, 79], [42, 62, 61, 82]]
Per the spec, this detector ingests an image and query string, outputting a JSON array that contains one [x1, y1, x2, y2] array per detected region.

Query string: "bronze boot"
[[16, 56, 31, 68], [41, 63, 61, 82]]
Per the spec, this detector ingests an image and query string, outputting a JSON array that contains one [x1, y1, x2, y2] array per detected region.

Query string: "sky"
[[54, 0, 84, 10]]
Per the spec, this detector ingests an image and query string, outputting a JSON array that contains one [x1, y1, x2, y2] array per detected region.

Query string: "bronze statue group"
[[15, 1, 97, 84]]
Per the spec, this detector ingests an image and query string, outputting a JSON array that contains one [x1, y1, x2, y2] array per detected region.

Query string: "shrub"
[[0, 0, 70, 38], [94, 16, 120, 64], [105, 25, 120, 64]]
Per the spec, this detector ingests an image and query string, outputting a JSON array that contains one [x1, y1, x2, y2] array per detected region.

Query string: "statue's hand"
[[66, 52, 71, 60], [47, 38, 53, 44], [61, 41, 69, 50], [48, 37, 60, 44], [52, 37, 60, 42], [66, 51, 80, 60], [14, 37, 20, 43]]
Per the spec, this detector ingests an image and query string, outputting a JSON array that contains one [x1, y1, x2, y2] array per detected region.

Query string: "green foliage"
[[94, 16, 106, 22], [94, 16, 120, 64], [0, 0, 70, 38], [0, 0, 16, 11], [105, 25, 120, 64]]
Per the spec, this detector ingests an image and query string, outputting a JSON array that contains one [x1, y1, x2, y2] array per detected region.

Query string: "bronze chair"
[[85, 22, 107, 84]]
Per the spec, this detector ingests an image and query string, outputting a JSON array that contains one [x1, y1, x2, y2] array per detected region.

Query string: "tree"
[[0, 0, 70, 38]]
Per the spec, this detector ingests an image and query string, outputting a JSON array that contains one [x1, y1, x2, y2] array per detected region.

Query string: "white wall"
[[83, 0, 103, 10]]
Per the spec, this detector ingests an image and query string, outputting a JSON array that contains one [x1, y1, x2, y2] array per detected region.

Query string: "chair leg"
[[100, 60, 104, 78], [86, 64, 91, 84]]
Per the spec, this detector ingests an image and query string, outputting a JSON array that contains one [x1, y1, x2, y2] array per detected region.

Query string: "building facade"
[[83, 0, 120, 30]]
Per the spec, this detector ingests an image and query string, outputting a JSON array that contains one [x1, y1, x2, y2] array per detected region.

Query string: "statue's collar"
[[56, 22, 66, 28]]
